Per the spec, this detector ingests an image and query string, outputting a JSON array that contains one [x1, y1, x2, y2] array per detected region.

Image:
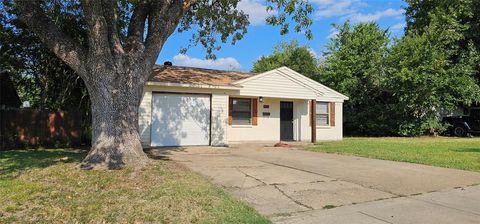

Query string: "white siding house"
[[138, 65, 348, 147]]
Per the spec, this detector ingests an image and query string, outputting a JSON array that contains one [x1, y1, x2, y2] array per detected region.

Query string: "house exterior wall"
[[228, 97, 314, 142], [210, 93, 229, 146], [139, 91, 152, 147], [138, 85, 234, 147], [316, 102, 343, 141], [228, 97, 280, 142], [235, 71, 317, 99], [296, 99, 311, 141], [139, 88, 345, 146], [227, 98, 344, 142]]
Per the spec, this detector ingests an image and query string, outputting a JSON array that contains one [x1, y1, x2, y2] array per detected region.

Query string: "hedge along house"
[[138, 64, 349, 147]]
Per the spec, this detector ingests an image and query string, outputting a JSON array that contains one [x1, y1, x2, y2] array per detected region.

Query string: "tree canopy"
[[405, 0, 480, 82], [319, 22, 392, 136], [258, 16, 480, 136], [252, 41, 319, 79], [1, 1, 89, 112]]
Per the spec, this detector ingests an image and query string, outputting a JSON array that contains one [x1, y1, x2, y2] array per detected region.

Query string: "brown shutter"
[[311, 100, 316, 143], [252, 99, 258, 125], [330, 102, 336, 127], [228, 98, 233, 125], [308, 100, 313, 127]]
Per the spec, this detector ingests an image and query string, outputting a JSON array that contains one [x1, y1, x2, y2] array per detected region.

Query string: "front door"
[[280, 101, 294, 141]]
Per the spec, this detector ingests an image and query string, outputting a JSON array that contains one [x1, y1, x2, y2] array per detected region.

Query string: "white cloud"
[[390, 22, 406, 32], [315, 0, 359, 18], [309, 0, 335, 5], [237, 0, 276, 26], [327, 28, 339, 39], [172, 54, 242, 71], [350, 8, 405, 23], [314, 0, 405, 25], [307, 48, 318, 58]]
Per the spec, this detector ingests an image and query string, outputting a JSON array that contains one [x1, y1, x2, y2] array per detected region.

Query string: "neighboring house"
[[0, 70, 22, 109], [138, 63, 348, 147]]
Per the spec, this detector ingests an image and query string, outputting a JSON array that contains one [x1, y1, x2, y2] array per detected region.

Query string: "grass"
[[0, 149, 270, 223], [308, 137, 480, 172]]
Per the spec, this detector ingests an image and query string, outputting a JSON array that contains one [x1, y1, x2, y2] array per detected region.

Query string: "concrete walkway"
[[150, 144, 480, 224]]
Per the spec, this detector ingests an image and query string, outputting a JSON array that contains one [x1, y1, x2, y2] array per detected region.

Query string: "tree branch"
[[125, 0, 149, 55], [80, 0, 124, 61], [15, 0, 87, 75], [100, 0, 125, 56], [143, 0, 184, 70], [80, 0, 110, 58]]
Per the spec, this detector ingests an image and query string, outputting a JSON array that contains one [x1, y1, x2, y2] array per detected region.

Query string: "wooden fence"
[[0, 109, 86, 150]]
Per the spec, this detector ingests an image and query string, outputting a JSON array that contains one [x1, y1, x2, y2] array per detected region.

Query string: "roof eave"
[[145, 81, 242, 90]]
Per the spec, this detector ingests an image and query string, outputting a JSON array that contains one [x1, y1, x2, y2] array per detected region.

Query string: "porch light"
[[259, 97, 263, 103]]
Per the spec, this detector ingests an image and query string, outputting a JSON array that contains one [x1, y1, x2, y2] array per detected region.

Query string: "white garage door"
[[151, 93, 210, 146]]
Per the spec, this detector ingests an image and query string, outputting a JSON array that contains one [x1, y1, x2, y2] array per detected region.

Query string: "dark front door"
[[280, 101, 294, 141]]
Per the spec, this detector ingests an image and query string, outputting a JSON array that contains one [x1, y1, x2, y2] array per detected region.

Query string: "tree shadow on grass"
[[0, 149, 87, 177], [451, 148, 480, 153], [145, 147, 188, 161]]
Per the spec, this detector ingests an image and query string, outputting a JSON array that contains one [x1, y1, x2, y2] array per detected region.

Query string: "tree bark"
[[80, 67, 149, 170]]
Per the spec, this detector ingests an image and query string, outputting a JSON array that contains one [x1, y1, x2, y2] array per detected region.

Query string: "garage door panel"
[[151, 93, 210, 146]]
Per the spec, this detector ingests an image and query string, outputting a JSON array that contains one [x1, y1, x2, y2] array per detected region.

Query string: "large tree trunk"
[[80, 68, 149, 170], [14, 0, 186, 170]]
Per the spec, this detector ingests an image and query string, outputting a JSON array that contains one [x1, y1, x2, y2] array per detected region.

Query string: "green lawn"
[[0, 149, 269, 223], [308, 137, 480, 172]]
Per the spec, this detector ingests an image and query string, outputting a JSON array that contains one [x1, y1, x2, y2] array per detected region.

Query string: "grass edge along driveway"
[[308, 137, 480, 172], [0, 149, 270, 223]]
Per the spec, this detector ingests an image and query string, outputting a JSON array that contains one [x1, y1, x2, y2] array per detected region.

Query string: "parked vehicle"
[[443, 108, 480, 137]]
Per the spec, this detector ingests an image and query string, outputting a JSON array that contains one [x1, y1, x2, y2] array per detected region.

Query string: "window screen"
[[232, 98, 251, 125], [316, 102, 329, 126]]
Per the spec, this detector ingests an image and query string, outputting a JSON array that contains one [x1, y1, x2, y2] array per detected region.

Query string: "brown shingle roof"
[[148, 65, 256, 86]]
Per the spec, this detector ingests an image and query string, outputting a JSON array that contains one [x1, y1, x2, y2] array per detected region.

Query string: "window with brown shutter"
[[230, 98, 253, 125], [315, 101, 336, 127], [315, 102, 330, 126]]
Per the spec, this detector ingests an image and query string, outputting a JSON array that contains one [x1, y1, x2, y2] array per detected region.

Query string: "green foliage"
[[405, 0, 480, 82], [252, 41, 319, 79], [386, 28, 480, 136], [320, 22, 393, 136], [1, 1, 89, 112], [1, 0, 315, 105], [317, 16, 480, 136], [180, 0, 313, 59], [385, 0, 480, 136]]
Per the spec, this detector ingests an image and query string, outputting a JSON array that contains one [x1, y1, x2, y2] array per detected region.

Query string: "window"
[[316, 102, 329, 126], [232, 98, 252, 125]]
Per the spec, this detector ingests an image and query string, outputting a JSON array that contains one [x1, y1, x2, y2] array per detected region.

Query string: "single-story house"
[[138, 63, 348, 147]]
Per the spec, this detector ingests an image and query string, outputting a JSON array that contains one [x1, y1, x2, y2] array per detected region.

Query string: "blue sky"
[[156, 0, 407, 72]]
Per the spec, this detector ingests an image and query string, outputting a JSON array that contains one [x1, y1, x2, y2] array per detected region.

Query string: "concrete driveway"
[[150, 143, 480, 224]]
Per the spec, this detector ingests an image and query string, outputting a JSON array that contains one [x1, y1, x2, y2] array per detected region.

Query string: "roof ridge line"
[[153, 64, 257, 74]]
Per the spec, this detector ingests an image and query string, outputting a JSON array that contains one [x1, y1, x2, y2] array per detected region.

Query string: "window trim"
[[316, 101, 330, 127], [231, 98, 252, 125]]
